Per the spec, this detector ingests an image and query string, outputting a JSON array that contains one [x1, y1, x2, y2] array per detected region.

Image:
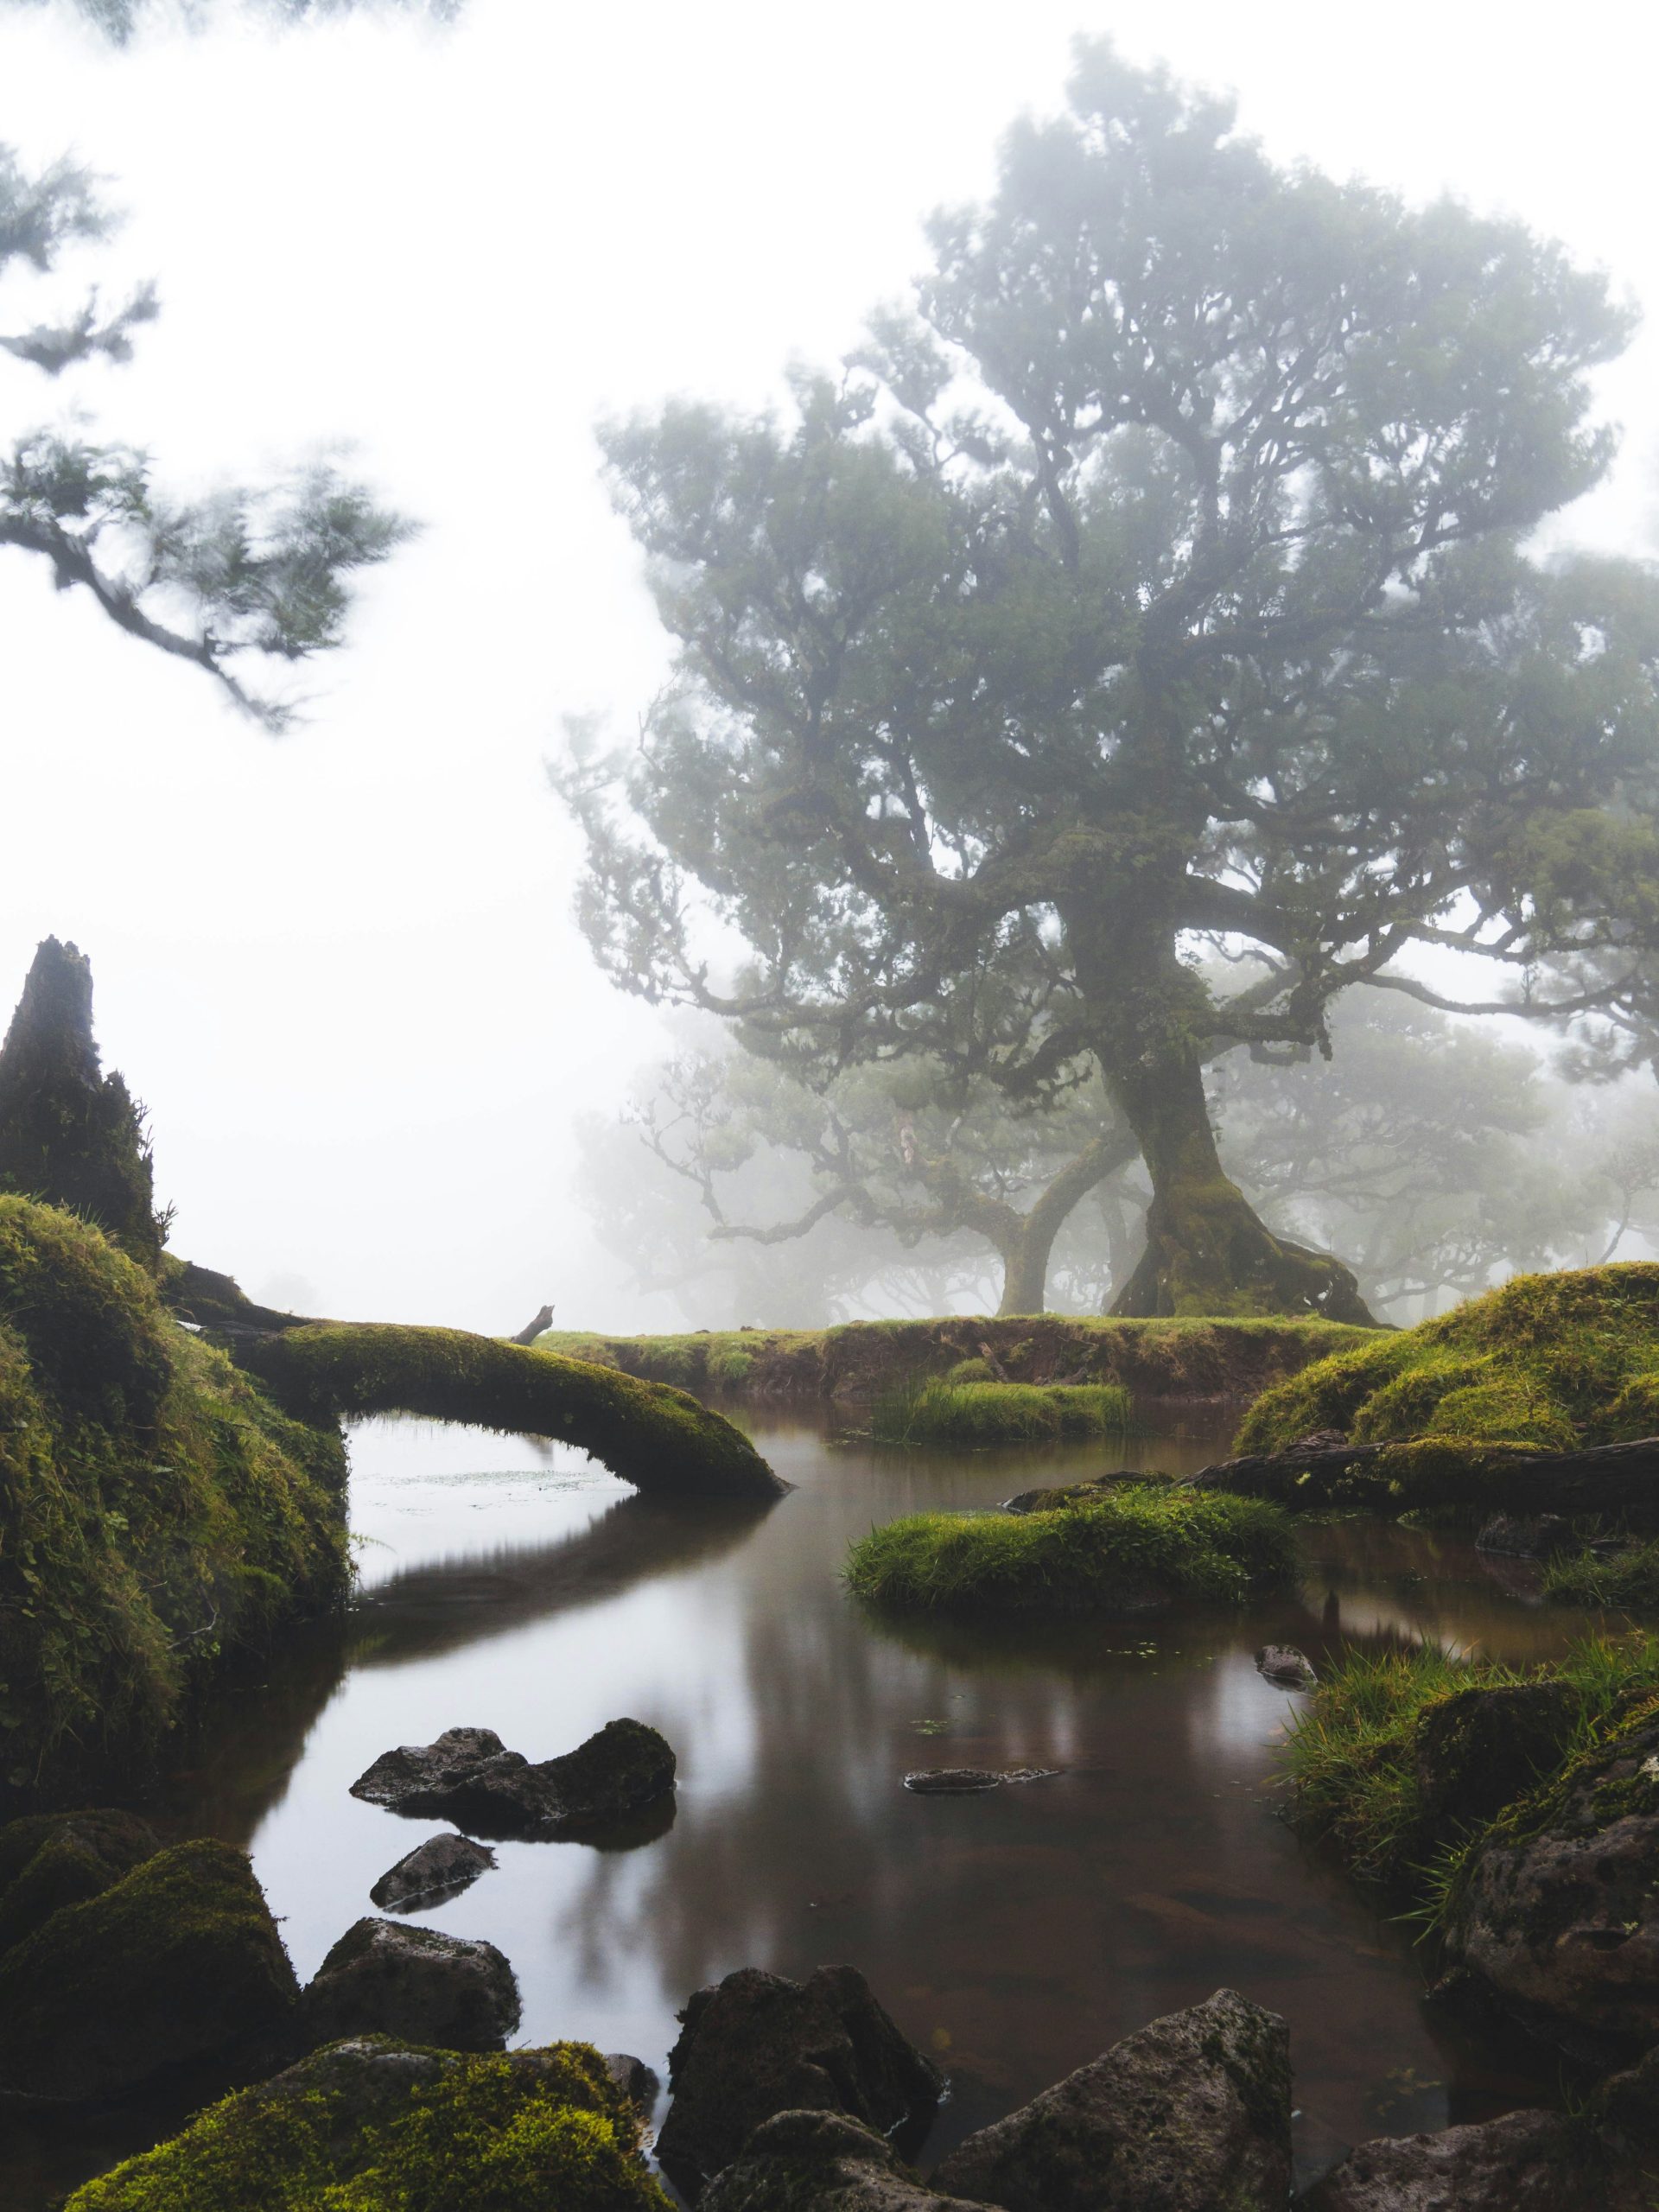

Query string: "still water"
[[6, 1407, 1612, 2202]]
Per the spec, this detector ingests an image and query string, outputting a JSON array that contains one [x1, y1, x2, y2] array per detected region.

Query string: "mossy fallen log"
[[232, 1323, 786, 1501], [1191, 1433, 1659, 1520]]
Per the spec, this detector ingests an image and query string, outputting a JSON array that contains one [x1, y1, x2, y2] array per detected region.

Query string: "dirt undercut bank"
[[539, 1313, 1376, 1406]]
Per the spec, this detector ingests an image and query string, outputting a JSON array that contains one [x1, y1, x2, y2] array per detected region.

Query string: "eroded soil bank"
[[542, 1314, 1375, 1404]]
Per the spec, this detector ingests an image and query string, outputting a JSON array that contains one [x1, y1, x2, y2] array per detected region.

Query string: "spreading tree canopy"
[[560, 41, 1659, 1320], [0, 140, 407, 726]]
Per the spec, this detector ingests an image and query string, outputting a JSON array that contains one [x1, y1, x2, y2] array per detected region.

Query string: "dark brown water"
[[3, 1407, 1613, 2203]]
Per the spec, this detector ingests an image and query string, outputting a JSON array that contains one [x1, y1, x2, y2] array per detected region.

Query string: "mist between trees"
[[575, 995, 1659, 1330], [555, 41, 1659, 1334]]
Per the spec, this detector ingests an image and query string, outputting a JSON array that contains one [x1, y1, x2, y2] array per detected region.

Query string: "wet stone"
[[605, 2051, 660, 2111], [1255, 1644, 1317, 1688], [902, 1767, 1061, 1794], [702, 2109, 985, 2211], [349, 1717, 676, 1837], [369, 1832, 496, 1911], [654, 1963, 943, 2192], [302, 1916, 520, 2052]]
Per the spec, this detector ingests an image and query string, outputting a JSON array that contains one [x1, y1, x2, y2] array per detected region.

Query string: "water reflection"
[[0, 1411, 1619, 2205]]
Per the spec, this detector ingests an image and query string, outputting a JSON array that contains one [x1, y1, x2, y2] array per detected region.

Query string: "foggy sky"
[[2, 0, 1656, 1332]]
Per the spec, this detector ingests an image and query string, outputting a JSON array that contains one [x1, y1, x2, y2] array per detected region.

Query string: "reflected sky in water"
[[3, 1408, 1617, 2202]]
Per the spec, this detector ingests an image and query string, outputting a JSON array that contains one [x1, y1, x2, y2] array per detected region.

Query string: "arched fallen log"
[[230, 1321, 787, 1501]]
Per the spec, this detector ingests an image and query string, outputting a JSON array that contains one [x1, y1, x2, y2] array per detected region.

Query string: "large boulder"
[[1446, 1703, 1659, 2044], [932, 1987, 1290, 2212], [0, 1807, 160, 1954], [302, 1916, 520, 2051], [350, 1718, 676, 1837], [702, 2109, 984, 2211], [369, 1831, 496, 1910], [1296, 2106, 1654, 2210], [0, 1838, 298, 2100], [655, 1965, 944, 2193], [60, 2035, 671, 2211]]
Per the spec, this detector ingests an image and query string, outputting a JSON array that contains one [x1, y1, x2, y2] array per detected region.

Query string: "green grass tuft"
[[869, 1376, 1134, 1448], [844, 1486, 1295, 1614], [1544, 1539, 1659, 1612], [1281, 1634, 1659, 1898]]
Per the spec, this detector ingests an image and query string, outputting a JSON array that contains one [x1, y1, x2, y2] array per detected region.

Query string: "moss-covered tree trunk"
[[1072, 912, 1376, 1324]]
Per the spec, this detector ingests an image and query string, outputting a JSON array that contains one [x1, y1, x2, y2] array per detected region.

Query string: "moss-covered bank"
[[542, 1313, 1374, 1405], [845, 1487, 1295, 1615], [235, 1323, 784, 1500], [0, 1197, 348, 1794], [868, 1376, 1134, 1446], [64, 2035, 671, 2212], [1281, 1636, 1659, 1897]]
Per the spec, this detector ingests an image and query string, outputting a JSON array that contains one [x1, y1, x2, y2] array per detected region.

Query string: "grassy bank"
[[1281, 1636, 1659, 1897], [541, 1313, 1374, 1404], [1545, 1540, 1659, 1611], [869, 1376, 1133, 1446], [844, 1487, 1295, 1614], [0, 1198, 348, 1795]]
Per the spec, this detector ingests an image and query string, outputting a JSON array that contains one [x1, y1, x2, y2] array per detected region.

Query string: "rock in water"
[[903, 1768, 1060, 1794], [349, 1718, 677, 1837], [654, 1964, 944, 2191], [1446, 1709, 1659, 2044], [1255, 1645, 1317, 1688], [933, 1986, 1290, 2212], [369, 1832, 496, 1910], [302, 1917, 520, 2052], [0, 1808, 161, 1955], [0, 1839, 298, 2101], [1295, 2107, 1652, 2209], [1475, 1513, 1573, 1559], [606, 2052, 661, 2111], [702, 2110, 986, 2211]]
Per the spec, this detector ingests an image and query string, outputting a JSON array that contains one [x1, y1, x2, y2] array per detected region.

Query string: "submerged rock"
[[932, 1986, 1291, 2212], [350, 1717, 677, 1837], [60, 2035, 671, 2211], [0, 1807, 161, 1955], [302, 1916, 520, 2052], [369, 1830, 496, 1910], [0, 1838, 297, 2101], [702, 2109, 984, 2210], [1446, 1707, 1659, 2044], [1255, 1645, 1317, 1688], [655, 1964, 944, 2192], [1296, 2105, 1652, 2209], [902, 1767, 1060, 1794]]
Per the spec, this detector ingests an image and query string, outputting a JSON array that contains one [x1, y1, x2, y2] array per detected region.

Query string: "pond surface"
[[4, 1405, 1615, 2203]]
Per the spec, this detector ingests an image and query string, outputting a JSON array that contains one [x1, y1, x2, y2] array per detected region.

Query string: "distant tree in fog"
[[559, 41, 1659, 1327], [0, 131, 409, 728]]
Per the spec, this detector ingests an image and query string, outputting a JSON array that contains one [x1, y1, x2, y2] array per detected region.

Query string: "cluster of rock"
[[350, 1715, 676, 1838]]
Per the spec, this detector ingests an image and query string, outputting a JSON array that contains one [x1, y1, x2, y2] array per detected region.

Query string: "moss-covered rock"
[[844, 1489, 1296, 1616], [0, 1838, 298, 2100], [63, 2034, 672, 2211], [301, 1917, 519, 2052], [0, 939, 165, 1271], [0, 1806, 160, 1953], [0, 1198, 348, 1790], [1239, 1267, 1659, 1492], [234, 1322, 784, 1499]]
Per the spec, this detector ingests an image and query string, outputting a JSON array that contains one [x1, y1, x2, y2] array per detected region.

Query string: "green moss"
[[1243, 1265, 1659, 1463], [0, 1838, 299, 2099], [869, 1376, 1135, 1447], [0, 1197, 349, 1789], [66, 2036, 671, 2212], [1281, 1635, 1659, 1897], [943, 1357, 996, 1383], [844, 1488, 1296, 1614], [0, 1807, 159, 1953], [234, 1322, 782, 1501]]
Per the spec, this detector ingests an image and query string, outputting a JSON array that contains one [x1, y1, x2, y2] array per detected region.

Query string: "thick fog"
[[3, 0, 1656, 1331]]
